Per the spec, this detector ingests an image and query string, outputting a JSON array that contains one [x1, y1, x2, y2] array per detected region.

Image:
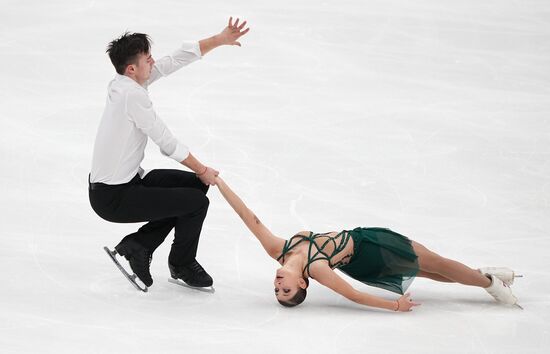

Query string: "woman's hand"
[[217, 17, 250, 47], [395, 293, 421, 312]]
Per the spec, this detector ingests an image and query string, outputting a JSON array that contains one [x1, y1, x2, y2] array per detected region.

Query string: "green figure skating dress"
[[277, 227, 419, 295]]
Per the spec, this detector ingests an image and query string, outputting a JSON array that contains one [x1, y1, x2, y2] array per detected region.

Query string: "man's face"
[[130, 52, 154, 85]]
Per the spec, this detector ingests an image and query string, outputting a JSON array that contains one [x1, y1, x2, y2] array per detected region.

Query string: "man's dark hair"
[[106, 32, 152, 74], [278, 277, 309, 308]]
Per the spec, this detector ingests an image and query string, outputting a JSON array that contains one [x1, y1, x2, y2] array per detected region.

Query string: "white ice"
[[1, 0, 549, 353]]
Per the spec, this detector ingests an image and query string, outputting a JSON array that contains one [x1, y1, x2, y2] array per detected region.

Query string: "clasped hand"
[[198, 167, 219, 186]]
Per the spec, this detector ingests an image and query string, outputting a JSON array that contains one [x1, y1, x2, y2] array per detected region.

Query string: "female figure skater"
[[214, 176, 520, 311]]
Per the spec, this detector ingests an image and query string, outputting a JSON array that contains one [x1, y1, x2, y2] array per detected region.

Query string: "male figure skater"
[[89, 18, 249, 291]]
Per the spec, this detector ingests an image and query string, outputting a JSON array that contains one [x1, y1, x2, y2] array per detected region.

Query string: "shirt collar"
[[114, 73, 147, 89]]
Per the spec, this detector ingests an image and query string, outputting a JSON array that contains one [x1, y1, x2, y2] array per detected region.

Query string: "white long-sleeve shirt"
[[90, 41, 202, 184]]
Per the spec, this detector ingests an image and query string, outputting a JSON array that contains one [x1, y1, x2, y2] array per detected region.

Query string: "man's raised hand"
[[218, 17, 250, 47]]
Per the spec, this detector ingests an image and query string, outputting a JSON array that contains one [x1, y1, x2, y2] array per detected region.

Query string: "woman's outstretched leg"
[[412, 241, 491, 288], [411, 240, 519, 306]]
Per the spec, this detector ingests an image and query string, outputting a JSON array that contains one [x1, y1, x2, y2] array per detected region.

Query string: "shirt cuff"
[[182, 41, 202, 59], [169, 143, 190, 162]]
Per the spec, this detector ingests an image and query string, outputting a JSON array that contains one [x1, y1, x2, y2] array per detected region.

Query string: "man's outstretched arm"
[[146, 17, 249, 86]]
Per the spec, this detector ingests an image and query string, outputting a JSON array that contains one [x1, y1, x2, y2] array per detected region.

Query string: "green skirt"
[[338, 227, 419, 295]]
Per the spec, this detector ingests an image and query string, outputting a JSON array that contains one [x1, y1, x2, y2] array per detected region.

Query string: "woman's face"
[[274, 268, 301, 301]]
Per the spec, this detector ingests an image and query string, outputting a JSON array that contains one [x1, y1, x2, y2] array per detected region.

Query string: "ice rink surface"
[[1, 0, 549, 353]]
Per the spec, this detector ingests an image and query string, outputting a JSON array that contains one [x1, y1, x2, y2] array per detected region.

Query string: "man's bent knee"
[[192, 193, 210, 214], [201, 194, 210, 209]]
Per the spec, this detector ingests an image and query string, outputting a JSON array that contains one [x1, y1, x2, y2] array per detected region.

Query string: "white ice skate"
[[484, 274, 522, 309], [479, 267, 522, 286]]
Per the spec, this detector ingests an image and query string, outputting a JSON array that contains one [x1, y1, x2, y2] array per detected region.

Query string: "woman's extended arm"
[[215, 176, 286, 260], [311, 264, 420, 312]]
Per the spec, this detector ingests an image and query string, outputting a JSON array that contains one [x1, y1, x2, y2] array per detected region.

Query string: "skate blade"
[[514, 303, 524, 310], [103, 246, 148, 293], [168, 278, 215, 293], [504, 274, 523, 286]]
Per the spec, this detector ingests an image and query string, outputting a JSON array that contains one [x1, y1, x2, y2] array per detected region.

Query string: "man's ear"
[[125, 64, 135, 76], [298, 278, 308, 289]]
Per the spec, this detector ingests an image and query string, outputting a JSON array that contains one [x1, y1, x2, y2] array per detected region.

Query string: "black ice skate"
[[168, 260, 215, 293], [103, 237, 153, 292], [104, 247, 148, 292]]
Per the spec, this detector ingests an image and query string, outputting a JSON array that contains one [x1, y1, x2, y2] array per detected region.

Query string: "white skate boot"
[[484, 274, 522, 309], [479, 267, 522, 286]]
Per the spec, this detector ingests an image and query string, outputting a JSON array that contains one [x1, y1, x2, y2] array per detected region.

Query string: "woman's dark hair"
[[106, 32, 152, 74], [278, 277, 309, 307]]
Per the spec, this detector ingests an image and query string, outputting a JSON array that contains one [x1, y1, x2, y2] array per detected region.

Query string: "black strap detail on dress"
[[277, 231, 353, 277]]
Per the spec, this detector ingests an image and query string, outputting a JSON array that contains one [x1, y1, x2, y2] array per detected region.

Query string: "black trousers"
[[89, 169, 209, 266]]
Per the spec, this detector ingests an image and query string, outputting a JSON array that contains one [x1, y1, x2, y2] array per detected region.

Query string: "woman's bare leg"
[[412, 241, 491, 288], [417, 270, 454, 283]]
